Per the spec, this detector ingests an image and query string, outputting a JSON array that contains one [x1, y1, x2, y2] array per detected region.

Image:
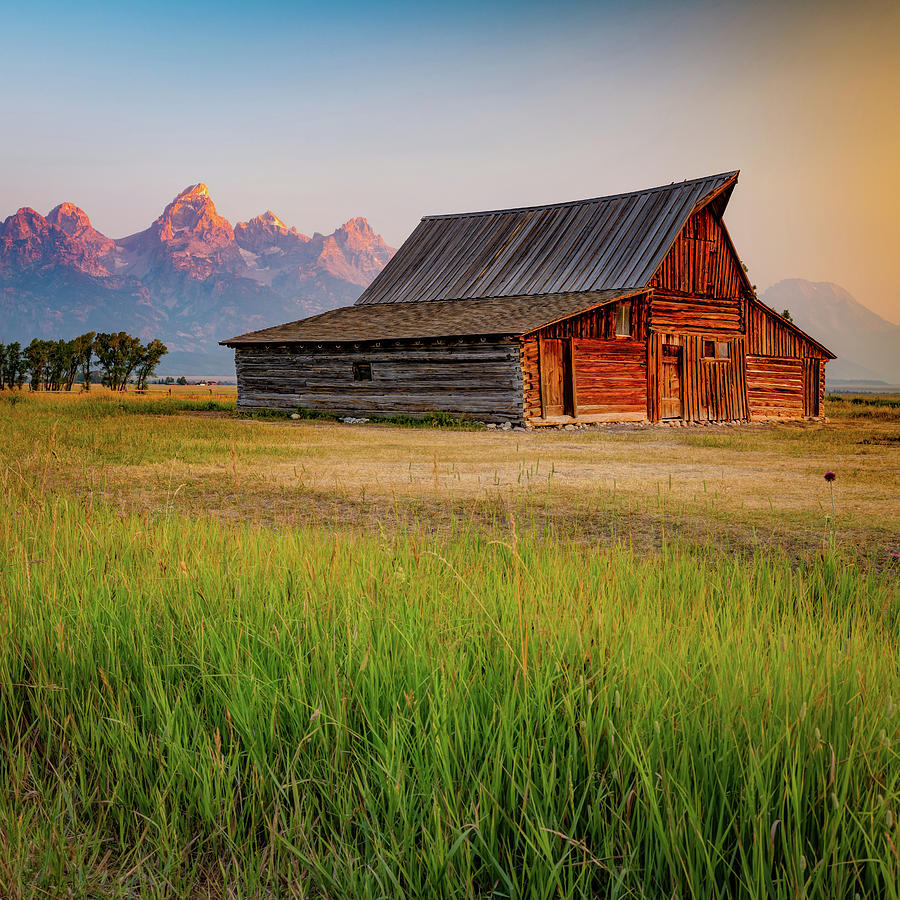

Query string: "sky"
[[1, 0, 898, 322]]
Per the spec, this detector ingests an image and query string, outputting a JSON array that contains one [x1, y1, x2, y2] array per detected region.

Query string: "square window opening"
[[615, 302, 631, 337], [703, 340, 716, 358], [352, 362, 372, 381]]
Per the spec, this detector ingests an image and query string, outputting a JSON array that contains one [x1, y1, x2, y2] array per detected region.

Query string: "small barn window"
[[352, 362, 372, 381], [703, 340, 731, 360], [615, 302, 631, 337]]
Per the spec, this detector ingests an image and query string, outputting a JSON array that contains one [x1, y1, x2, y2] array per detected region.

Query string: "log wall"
[[234, 339, 524, 423], [746, 357, 804, 419], [650, 293, 744, 334], [521, 338, 542, 422]]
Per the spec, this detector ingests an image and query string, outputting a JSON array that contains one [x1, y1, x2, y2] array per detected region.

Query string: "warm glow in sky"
[[2, 0, 898, 321]]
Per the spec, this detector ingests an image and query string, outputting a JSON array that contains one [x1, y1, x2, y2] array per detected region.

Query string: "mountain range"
[[0, 184, 394, 374], [760, 280, 900, 386], [2, 188, 896, 384]]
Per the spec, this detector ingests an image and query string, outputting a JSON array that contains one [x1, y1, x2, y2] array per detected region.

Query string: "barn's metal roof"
[[221, 290, 641, 346], [355, 171, 739, 305]]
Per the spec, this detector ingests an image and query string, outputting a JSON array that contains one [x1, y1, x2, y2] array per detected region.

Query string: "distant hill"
[[760, 279, 900, 386], [0, 184, 394, 375]]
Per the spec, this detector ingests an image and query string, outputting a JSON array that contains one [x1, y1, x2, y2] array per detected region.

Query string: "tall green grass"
[[1, 480, 897, 898]]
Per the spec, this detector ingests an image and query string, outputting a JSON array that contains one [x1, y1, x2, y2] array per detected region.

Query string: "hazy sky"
[[2, 0, 898, 322]]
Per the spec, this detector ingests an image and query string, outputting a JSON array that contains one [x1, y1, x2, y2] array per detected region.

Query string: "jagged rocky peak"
[[234, 210, 310, 254], [174, 183, 211, 201], [334, 217, 389, 251], [47, 202, 115, 253], [259, 210, 286, 228], [0, 206, 114, 277], [2, 207, 50, 236], [154, 183, 234, 246], [339, 216, 373, 235], [47, 202, 92, 235], [0, 208, 54, 271]]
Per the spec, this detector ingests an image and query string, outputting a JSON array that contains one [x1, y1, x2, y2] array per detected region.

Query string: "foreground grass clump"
[[1, 488, 897, 898]]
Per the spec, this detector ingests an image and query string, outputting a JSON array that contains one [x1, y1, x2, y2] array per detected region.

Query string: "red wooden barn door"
[[540, 338, 575, 418], [660, 343, 683, 419]]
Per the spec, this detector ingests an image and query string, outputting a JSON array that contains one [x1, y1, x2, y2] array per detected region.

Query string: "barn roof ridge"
[[355, 171, 741, 305], [419, 171, 740, 221]]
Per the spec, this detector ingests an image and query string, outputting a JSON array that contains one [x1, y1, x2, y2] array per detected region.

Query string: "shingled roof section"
[[355, 171, 739, 306], [222, 290, 642, 346]]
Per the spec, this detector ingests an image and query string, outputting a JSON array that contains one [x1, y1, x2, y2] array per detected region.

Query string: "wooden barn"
[[223, 171, 834, 425]]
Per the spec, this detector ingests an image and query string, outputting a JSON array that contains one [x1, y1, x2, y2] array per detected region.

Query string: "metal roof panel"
[[355, 172, 740, 304]]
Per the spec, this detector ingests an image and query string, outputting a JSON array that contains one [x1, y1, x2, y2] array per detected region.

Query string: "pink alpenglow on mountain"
[[326, 217, 394, 285], [234, 210, 311, 254], [0, 208, 60, 271], [0, 206, 115, 278], [116, 183, 246, 280], [46, 203, 117, 277], [0, 183, 395, 369]]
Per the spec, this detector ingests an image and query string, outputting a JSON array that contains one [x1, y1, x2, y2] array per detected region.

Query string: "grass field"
[[1, 389, 898, 897]]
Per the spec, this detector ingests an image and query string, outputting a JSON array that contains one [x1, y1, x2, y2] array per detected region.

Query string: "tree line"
[[0, 333, 167, 392]]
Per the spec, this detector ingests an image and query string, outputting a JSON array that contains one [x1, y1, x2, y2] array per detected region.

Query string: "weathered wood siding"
[[649, 206, 746, 298], [746, 357, 804, 419], [646, 216, 748, 421], [648, 333, 748, 422], [235, 339, 524, 423], [643, 206, 753, 422], [573, 340, 646, 419], [745, 302, 829, 419], [746, 301, 831, 359], [521, 297, 648, 423], [803, 358, 823, 418], [532, 296, 648, 342], [650, 294, 744, 334], [817, 359, 826, 417]]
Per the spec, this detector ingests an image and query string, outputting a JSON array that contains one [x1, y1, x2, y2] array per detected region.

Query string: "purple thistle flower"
[[823, 472, 837, 540]]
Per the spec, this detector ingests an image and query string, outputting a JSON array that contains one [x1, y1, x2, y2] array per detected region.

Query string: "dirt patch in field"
[[5, 396, 898, 571]]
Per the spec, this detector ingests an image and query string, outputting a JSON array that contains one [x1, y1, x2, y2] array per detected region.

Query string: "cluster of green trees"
[[0, 333, 167, 392]]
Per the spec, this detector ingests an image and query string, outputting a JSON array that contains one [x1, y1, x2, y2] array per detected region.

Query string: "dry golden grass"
[[2, 389, 897, 567]]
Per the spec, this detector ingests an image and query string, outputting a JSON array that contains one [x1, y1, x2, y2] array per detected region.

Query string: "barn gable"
[[649, 204, 751, 300], [747, 299, 834, 360]]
